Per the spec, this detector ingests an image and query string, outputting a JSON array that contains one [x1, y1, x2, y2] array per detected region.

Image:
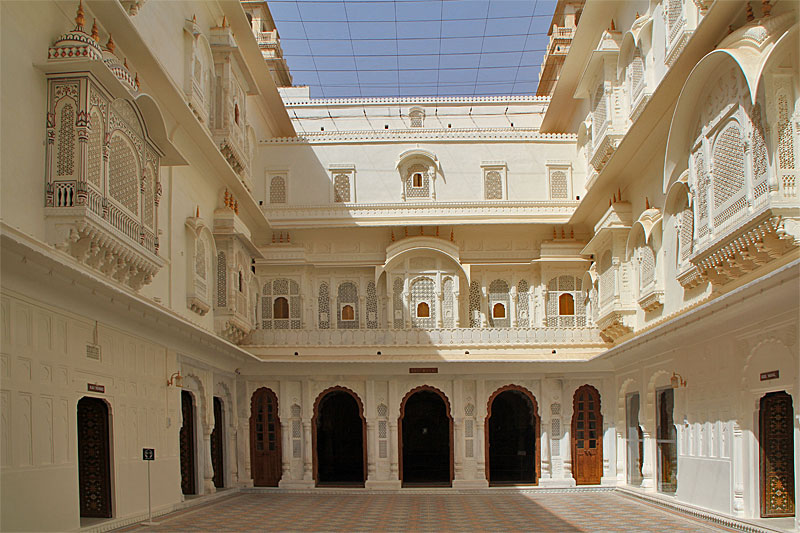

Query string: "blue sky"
[[268, 0, 557, 98]]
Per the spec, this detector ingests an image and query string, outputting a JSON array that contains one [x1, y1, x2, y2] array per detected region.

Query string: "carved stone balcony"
[[590, 122, 624, 174], [244, 326, 603, 352]]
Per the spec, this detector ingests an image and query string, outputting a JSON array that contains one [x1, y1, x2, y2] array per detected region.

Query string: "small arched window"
[[559, 293, 575, 315], [234, 103, 240, 126], [412, 172, 423, 188], [417, 302, 430, 318], [273, 297, 289, 319], [238, 271, 243, 292], [341, 304, 355, 321], [492, 303, 506, 318]]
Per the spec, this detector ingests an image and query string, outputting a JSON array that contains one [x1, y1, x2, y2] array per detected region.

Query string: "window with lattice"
[[469, 280, 481, 328], [392, 278, 404, 329], [290, 404, 302, 458], [638, 245, 655, 291], [599, 252, 614, 307], [318, 282, 330, 329], [56, 102, 75, 177], [776, 91, 797, 198], [376, 403, 389, 458], [488, 279, 510, 327], [411, 277, 436, 328], [679, 203, 694, 263], [630, 48, 645, 102], [464, 404, 475, 458], [692, 151, 709, 239], [366, 281, 378, 329], [270, 175, 286, 204], [592, 83, 607, 142], [712, 122, 746, 229], [405, 164, 431, 199], [546, 275, 585, 327], [217, 251, 227, 307], [750, 103, 769, 205], [484, 171, 503, 200], [337, 281, 359, 329], [87, 109, 103, 188], [667, 0, 684, 43], [333, 173, 351, 203], [442, 277, 455, 328], [109, 133, 140, 215], [262, 279, 300, 329], [516, 280, 529, 327], [409, 108, 424, 128], [549, 169, 569, 199]]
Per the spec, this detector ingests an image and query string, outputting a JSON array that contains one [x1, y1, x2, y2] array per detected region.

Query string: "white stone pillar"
[[640, 429, 655, 490], [732, 422, 745, 516], [302, 420, 313, 481], [203, 427, 216, 494], [281, 421, 291, 480]]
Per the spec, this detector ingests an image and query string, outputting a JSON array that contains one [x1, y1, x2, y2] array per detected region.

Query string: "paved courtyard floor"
[[118, 490, 732, 532]]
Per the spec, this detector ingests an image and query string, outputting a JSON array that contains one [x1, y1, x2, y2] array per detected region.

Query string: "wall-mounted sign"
[[142, 448, 155, 461], [760, 370, 779, 381], [409, 367, 438, 374], [87, 383, 105, 393]]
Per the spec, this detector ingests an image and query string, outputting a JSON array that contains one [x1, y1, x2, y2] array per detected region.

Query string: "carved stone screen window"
[[750, 103, 768, 206], [269, 174, 287, 204], [592, 83, 607, 142], [404, 164, 431, 199], [638, 245, 656, 290], [481, 162, 507, 200], [712, 122, 746, 230], [547, 163, 572, 200], [366, 281, 378, 329], [334, 173, 351, 202], [392, 278, 405, 329], [409, 107, 424, 128], [411, 277, 436, 328], [262, 279, 300, 329], [776, 88, 797, 198], [469, 280, 481, 328], [516, 280, 529, 327], [487, 279, 510, 328], [217, 252, 227, 307], [599, 252, 614, 307], [442, 277, 455, 328], [337, 281, 359, 329], [318, 282, 330, 329], [546, 275, 585, 327]]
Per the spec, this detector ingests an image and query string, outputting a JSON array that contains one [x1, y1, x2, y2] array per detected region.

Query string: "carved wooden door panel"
[[211, 397, 224, 488], [251, 388, 282, 486], [78, 397, 112, 518], [180, 390, 196, 495], [572, 385, 602, 485], [760, 391, 795, 518]]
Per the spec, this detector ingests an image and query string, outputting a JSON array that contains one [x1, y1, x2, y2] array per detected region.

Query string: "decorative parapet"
[[689, 212, 800, 288], [243, 326, 603, 348], [263, 200, 580, 228], [261, 129, 576, 144], [590, 129, 623, 173]]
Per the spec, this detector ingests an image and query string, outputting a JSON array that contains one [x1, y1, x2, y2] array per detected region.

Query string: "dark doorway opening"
[[211, 397, 224, 489], [179, 390, 196, 495], [759, 391, 795, 518], [250, 387, 281, 487], [656, 387, 677, 493], [78, 397, 112, 518], [314, 388, 365, 485], [400, 388, 452, 485], [488, 388, 537, 484]]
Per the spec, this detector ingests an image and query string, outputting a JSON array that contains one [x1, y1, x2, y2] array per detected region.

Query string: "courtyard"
[[118, 490, 730, 532]]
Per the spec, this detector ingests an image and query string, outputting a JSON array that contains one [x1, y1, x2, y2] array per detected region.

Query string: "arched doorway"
[[486, 385, 539, 485], [210, 397, 224, 488], [179, 390, 196, 495], [250, 387, 282, 487], [313, 387, 366, 485], [77, 397, 112, 518], [759, 391, 795, 518], [399, 386, 453, 486], [571, 384, 603, 485]]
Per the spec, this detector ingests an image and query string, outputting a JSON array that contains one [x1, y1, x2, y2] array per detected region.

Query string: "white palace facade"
[[0, 0, 798, 531]]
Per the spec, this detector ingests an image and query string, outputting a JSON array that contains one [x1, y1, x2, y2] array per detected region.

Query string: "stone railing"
[[244, 326, 603, 347]]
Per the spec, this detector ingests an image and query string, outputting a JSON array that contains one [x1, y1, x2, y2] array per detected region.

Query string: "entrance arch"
[[399, 386, 453, 485], [250, 387, 282, 486], [77, 397, 112, 518], [759, 391, 795, 518], [571, 384, 603, 485], [179, 390, 196, 495], [313, 386, 366, 485], [486, 385, 540, 485]]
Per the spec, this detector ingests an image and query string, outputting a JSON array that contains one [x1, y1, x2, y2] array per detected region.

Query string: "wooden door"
[[572, 385, 602, 485], [250, 387, 282, 486], [760, 391, 795, 518], [77, 397, 112, 518], [211, 397, 224, 488], [179, 390, 196, 495]]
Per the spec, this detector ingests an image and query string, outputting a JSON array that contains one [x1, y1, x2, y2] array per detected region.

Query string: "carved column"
[[302, 420, 313, 481], [281, 421, 291, 480], [475, 380, 486, 478], [203, 426, 216, 494], [389, 420, 399, 480], [640, 429, 655, 489], [732, 422, 745, 516], [366, 419, 377, 481]]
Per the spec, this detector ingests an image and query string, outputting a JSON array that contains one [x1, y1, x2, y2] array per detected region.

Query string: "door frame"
[[758, 390, 796, 518], [249, 387, 282, 487], [179, 389, 197, 495], [77, 396, 114, 519], [398, 385, 454, 485], [571, 384, 603, 485], [311, 386, 367, 485], [485, 384, 540, 485]]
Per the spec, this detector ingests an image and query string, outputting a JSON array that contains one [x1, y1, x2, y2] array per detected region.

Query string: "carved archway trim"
[[484, 384, 541, 484], [311, 386, 367, 485], [398, 385, 454, 484]]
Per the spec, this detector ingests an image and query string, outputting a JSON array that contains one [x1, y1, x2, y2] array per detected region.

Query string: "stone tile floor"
[[118, 490, 732, 532]]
